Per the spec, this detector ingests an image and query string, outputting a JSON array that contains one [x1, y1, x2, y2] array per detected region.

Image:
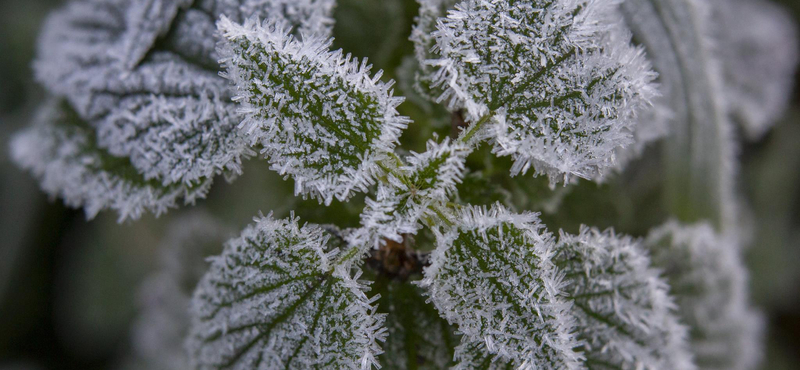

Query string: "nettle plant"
[[11, 0, 798, 369]]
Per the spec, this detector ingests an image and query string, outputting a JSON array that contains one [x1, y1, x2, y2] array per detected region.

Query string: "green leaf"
[[555, 226, 695, 370], [218, 17, 410, 205], [421, 204, 582, 370], [427, 0, 657, 183], [372, 276, 459, 370], [187, 215, 386, 370], [9, 100, 211, 221]]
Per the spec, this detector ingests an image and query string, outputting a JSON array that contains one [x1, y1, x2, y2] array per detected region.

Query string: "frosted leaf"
[[620, 0, 737, 229], [410, 0, 460, 102], [711, 0, 799, 140], [218, 17, 411, 204], [421, 204, 582, 370], [555, 226, 695, 370], [353, 138, 469, 250], [9, 100, 211, 221], [29, 0, 337, 214], [187, 214, 386, 370], [89, 56, 250, 186], [35, 0, 335, 106], [645, 222, 765, 370], [373, 277, 459, 370], [129, 212, 232, 370], [429, 0, 657, 183], [34, 0, 189, 98]]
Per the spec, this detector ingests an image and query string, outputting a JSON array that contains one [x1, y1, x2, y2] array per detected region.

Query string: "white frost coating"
[[218, 17, 411, 204], [34, 0, 189, 99], [555, 227, 696, 370], [91, 54, 250, 186], [29, 0, 337, 215], [410, 0, 460, 102], [421, 204, 583, 370], [9, 101, 211, 222], [711, 0, 799, 140], [645, 221, 765, 370], [452, 340, 517, 370], [187, 214, 386, 370], [429, 0, 658, 183], [351, 138, 469, 250], [129, 212, 232, 370]]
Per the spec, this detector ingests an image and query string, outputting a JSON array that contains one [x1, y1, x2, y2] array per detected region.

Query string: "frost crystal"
[[555, 227, 695, 370], [428, 0, 657, 182], [422, 204, 582, 370], [645, 221, 765, 370], [129, 212, 232, 370], [711, 0, 799, 140], [373, 278, 459, 370], [451, 340, 517, 370], [25, 0, 336, 219], [218, 17, 410, 204], [10, 101, 211, 221], [187, 214, 386, 370]]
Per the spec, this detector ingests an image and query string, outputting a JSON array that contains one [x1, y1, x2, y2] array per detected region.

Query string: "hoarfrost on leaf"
[[428, 0, 658, 183], [10, 100, 212, 221], [27, 0, 337, 219], [645, 221, 765, 370], [218, 17, 411, 205], [187, 214, 386, 370], [421, 204, 582, 370], [555, 226, 695, 370]]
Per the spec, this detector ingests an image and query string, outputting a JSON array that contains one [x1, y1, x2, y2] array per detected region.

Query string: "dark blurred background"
[[1, 0, 799, 369]]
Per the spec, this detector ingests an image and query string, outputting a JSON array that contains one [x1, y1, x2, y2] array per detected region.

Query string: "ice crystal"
[[620, 0, 737, 229], [421, 204, 582, 370], [187, 214, 386, 370], [451, 340, 517, 370], [645, 221, 765, 370], [129, 212, 232, 370], [711, 0, 799, 140], [218, 17, 410, 204], [427, 0, 657, 183], [555, 226, 695, 370], [10, 100, 211, 221], [373, 278, 459, 370]]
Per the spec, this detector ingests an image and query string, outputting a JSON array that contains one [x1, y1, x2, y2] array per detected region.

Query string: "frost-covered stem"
[[457, 112, 494, 146], [429, 205, 455, 227]]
